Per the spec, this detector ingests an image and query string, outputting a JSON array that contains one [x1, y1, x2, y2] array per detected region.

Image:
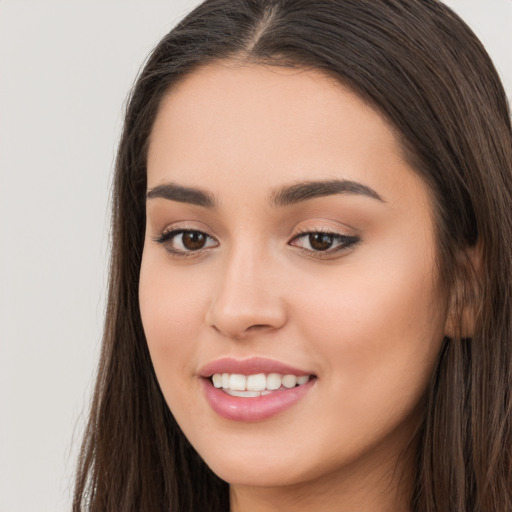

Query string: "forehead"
[[147, 61, 430, 214]]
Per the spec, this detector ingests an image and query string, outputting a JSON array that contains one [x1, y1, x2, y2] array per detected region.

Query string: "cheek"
[[138, 251, 210, 381], [291, 236, 446, 416]]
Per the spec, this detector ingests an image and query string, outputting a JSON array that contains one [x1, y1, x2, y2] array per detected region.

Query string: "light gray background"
[[0, 1, 510, 511]]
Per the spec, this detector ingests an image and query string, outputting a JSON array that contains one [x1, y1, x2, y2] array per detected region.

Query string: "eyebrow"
[[270, 179, 384, 206], [146, 179, 384, 208], [146, 183, 216, 208]]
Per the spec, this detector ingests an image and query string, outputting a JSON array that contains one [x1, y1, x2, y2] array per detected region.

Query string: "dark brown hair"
[[73, 1, 512, 510]]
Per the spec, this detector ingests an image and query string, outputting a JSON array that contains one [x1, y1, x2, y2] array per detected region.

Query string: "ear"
[[444, 244, 482, 339]]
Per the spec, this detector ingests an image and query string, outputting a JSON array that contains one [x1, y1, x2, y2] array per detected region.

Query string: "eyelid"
[[153, 228, 217, 244], [289, 225, 360, 258], [291, 223, 356, 241], [151, 222, 360, 259], [152, 224, 219, 258]]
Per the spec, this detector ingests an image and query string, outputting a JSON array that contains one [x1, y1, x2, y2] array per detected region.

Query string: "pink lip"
[[198, 357, 313, 377], [198, 357, 317, 422]]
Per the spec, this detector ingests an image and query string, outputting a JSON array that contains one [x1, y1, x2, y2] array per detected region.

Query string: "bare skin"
[[139, 62, 451, 511]]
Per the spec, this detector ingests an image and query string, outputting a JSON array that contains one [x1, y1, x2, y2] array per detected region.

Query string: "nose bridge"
[[207, 236, 286, 339]]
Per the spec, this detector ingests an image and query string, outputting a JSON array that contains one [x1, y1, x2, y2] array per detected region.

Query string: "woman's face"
[[140, 62, 449, 495]]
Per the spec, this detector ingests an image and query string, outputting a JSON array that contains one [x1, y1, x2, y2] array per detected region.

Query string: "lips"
[[199, 357, 317, 422], [199, 356, 313, 377]]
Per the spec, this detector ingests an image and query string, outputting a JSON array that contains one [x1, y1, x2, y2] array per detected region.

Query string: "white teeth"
[[297, 375, 309, 385], [210, 372, 311, 393], [246, 373, 267, 391], [212, 374, 223, 388], [282, 375, 297, 388], [266, 373, 282, 390], [225, 389, 261, 397], [229, 374, 246, 391]]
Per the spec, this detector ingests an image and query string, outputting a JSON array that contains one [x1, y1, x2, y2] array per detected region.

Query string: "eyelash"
[[153, 228, 218, 259], [153, 227, 360, 259], [290, 227, 360, 258]]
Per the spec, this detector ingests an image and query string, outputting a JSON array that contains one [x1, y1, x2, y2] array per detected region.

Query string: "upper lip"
[[198, 357, 314, 378]]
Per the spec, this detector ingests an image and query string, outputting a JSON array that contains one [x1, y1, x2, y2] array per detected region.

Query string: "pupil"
[[309, 233, 333, 251], [183, 231, 206, 250]]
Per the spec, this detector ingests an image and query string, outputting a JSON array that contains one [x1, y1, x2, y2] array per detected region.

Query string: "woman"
[[73, 0, 512, 510]]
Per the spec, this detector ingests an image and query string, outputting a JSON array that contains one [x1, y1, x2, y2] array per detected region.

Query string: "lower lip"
[[201, 377, 316, 422]]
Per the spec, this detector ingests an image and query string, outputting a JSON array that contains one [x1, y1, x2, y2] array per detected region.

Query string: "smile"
[[211, 372, 311, 397], [199, 358, 317, 421]]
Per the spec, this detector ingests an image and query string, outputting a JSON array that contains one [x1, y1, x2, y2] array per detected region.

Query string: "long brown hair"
[[73, 1, 512, 510]]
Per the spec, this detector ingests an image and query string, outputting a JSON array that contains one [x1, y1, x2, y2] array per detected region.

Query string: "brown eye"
[[154, 229, 218, 256], [289, 230, 360, 256], [182, 231, 207, 250], [309, 233, 334, 251]]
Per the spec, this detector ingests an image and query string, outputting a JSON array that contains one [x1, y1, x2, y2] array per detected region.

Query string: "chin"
[[205, 455, 313, 488]]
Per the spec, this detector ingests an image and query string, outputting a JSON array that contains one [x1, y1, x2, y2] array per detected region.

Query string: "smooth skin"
[[139, 62, 451, 512]]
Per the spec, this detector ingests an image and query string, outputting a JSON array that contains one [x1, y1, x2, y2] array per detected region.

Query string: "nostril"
[[210, 322, 275, 340], [247, 324, 272, 331]]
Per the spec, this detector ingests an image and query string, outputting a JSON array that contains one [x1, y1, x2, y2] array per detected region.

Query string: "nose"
[[206, 245, 287, 340]]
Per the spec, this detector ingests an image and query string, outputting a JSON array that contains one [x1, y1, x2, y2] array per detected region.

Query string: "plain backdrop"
[[0, 1, 510, 511]]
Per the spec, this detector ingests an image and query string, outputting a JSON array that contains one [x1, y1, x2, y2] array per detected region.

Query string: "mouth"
[[209, 372, 314, 397], [199, 358, 317, 421]]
